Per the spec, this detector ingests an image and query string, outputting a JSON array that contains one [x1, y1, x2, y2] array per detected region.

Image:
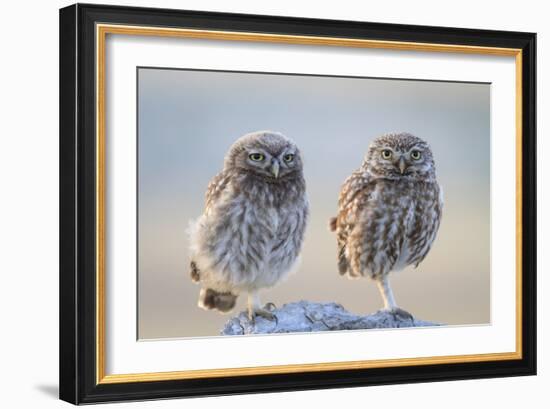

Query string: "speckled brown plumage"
[[330, 132, 443, 315]]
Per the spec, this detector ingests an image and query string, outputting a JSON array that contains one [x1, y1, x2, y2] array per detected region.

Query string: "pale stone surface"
[[221, 300, 439, 335]]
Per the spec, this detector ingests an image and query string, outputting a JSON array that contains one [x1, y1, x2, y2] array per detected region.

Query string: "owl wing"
[[204, 171, 231, 215], [409, 182, 444, 268], [190, 171, 231, 284], [332, 169, 374, 275], [272, 201, 309, 254]]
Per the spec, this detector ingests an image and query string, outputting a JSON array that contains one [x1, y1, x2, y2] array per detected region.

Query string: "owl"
[[188, 131, 309, 321], [329, 132, 443, 319]]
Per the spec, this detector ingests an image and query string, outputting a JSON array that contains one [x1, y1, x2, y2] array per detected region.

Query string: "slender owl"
[[329, 132, 443, 319], [189, 131, 309, 321]]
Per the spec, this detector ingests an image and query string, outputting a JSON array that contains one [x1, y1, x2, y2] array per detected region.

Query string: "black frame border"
[[59, 3, 536, 404]]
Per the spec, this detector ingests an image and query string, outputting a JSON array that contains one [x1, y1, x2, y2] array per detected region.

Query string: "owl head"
[[224, 131, 304, 181], [363, 132, 436, 180]]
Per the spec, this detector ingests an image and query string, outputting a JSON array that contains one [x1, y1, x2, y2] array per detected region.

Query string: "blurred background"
[[137, 68, 490, 339]]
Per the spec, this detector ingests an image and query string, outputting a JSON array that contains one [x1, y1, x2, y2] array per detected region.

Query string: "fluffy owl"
[[188, 131, 309, 321], [329, 132, 443, 319]]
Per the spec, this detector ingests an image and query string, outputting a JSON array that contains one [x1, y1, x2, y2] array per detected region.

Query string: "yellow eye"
[[381, 149, 392, 160], [283, 154, 294, 163], [249, 153, 265, 162], [411, 150, 422, 160]]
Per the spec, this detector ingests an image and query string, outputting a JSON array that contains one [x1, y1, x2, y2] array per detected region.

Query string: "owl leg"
[[247, 292, 277, 323], [375, 275, 414, 322], [376, 275, 397, 309]]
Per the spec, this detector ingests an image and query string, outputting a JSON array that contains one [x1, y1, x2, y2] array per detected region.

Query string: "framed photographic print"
[[59, 3, 536, 404]]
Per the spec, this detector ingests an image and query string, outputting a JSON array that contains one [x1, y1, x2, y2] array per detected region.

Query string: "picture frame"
[[59, 3, 536, 404]]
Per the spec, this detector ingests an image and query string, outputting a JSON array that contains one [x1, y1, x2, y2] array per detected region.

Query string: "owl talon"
[[264, 302, 277, 311], [388, 307, 414, 322], [249, 308, 278, 325]]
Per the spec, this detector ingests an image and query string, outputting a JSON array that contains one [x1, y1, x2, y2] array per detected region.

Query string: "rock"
[[221, 300, 440, 335]]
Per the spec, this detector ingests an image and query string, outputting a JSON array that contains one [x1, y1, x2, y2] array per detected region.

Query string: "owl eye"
[[283, 154, 294, 163], [410, 150, 422, 160], [381, 149, 392, 160], [249, 153, 265, 162]]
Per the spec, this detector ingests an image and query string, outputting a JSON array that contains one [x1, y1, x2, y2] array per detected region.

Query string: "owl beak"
[[270, 160, 280, 178], [398, 157, 407, 174]]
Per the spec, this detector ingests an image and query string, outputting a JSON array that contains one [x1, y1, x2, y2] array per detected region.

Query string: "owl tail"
[[198, 288, 238, 313]]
